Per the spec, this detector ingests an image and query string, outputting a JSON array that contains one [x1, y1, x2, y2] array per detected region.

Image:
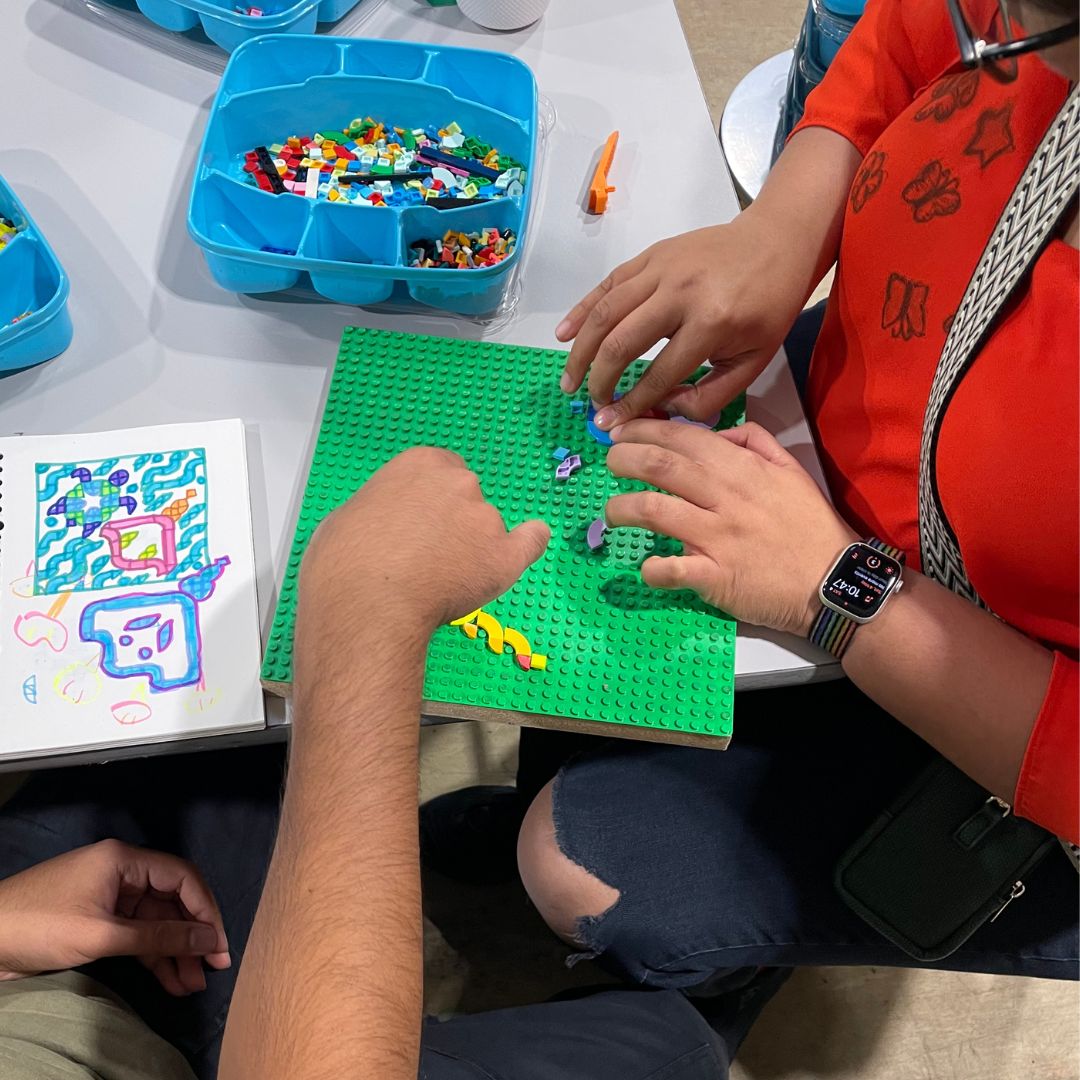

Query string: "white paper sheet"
[[0, 420, 264, 759]]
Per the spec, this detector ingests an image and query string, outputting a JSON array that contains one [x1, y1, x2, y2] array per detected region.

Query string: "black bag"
[[835, 758, 1058, 961], [834, 84, 1079, 961]]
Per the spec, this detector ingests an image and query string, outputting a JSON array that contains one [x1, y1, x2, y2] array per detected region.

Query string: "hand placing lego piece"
[[295, 447, 551, 674], [555, 218, 802, 431], [555, 128, 864, 431]]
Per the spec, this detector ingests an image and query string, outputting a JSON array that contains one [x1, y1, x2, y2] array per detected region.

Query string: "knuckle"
[[590, 296, 616, 330], [595, 330, 631, 369], [460, 472, 484, 499], [702, 300, 730, 327], [644, 446, 678, 480], [638, 491, 669, 528], [140, 923, 170, 956], [681, 386, 717, 419], [402, 445, 457, 468], [91, 838, 126, 863], [596, 273, 616, 295], [637, 363, 673, 394], [657, 557, 685, 586]]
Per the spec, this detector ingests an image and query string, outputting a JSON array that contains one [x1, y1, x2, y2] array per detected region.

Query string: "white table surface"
[[0, 0, 836, 766]]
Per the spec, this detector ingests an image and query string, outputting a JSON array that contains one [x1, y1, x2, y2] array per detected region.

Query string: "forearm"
[[841, 571, 1054, 801], [741, 127, 863, 301], [220, 627, 426, 1080]]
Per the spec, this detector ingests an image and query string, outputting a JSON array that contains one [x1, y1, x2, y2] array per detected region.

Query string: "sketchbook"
[[0, 420, 265, 760]]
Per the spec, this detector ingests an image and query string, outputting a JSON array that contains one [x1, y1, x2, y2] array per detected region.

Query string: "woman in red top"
[[511, 0, 1080, 1008]]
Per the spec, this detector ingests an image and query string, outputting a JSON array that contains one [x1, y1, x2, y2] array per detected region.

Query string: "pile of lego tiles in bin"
[[242, 118, 527, 208], [0, 215, 20, 250], [409, 227, 516, 269]]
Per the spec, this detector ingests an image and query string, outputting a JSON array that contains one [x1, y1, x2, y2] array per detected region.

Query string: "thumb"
[[95, 917, 221, 959], [641, 554, 717, 597], [506, 519, 551, 576]]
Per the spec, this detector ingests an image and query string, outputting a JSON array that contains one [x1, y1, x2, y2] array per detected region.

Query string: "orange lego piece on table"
[[588, 130, 619, 214]]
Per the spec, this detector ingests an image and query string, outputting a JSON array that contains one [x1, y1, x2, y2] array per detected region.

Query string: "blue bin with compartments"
[[104, 0, 368, 53], [0, 177, 73, 374], [188, 36, 538, 315]]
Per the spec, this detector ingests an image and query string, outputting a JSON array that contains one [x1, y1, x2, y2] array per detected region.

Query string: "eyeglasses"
[[947, 0, 1079, 71]]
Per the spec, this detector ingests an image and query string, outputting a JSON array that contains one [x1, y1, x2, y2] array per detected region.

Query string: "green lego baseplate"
[[261, 327, 742, 745]]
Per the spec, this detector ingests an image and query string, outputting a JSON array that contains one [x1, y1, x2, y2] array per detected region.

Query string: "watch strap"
[[810, 539, 905, 660]]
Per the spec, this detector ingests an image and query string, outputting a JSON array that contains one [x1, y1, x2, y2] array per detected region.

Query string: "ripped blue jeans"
[[545, 679, 1078, 986]]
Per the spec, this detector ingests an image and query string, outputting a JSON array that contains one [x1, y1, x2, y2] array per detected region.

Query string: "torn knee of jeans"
[[565, 906, 619, 967], [546, 835, 622, 962], [547, 776, 623, 952]]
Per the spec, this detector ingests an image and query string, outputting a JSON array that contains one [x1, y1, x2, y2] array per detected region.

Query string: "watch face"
[[821, 544, 902, 620]]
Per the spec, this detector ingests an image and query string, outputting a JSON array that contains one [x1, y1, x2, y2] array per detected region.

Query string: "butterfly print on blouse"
[[901, 161, 961, 223], [882, 273, 930, 341], [914, 70, 981, 123], [851, 151, 887, 213], [965, 102, 1016, 168]]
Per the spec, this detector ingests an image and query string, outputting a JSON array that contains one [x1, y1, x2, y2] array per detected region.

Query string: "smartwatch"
[[809, 538, 905, 660]]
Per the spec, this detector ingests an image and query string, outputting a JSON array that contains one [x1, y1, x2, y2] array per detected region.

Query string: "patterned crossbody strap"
[[918, 84, 1080, 601]]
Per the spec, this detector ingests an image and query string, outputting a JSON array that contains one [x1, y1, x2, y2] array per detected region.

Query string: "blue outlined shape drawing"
[[79, 558, 229, 692]]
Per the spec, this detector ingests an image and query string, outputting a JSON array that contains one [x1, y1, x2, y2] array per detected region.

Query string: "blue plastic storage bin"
[[0, 177, 72, 374], [188, 36, 539, 316], [103, 0, 367, 52]]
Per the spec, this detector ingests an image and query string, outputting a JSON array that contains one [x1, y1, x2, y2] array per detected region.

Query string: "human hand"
[[555, 214, 806, 430], [604, 421, 855, 635], [297, 447, 551, 649], [0, 841, 230, 996]]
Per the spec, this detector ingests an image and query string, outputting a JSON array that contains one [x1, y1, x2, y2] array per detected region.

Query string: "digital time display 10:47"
[[821, 544, 902, 620]]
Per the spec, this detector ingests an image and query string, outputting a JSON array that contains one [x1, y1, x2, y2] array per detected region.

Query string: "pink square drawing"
[[100, 515, 178, 577]]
